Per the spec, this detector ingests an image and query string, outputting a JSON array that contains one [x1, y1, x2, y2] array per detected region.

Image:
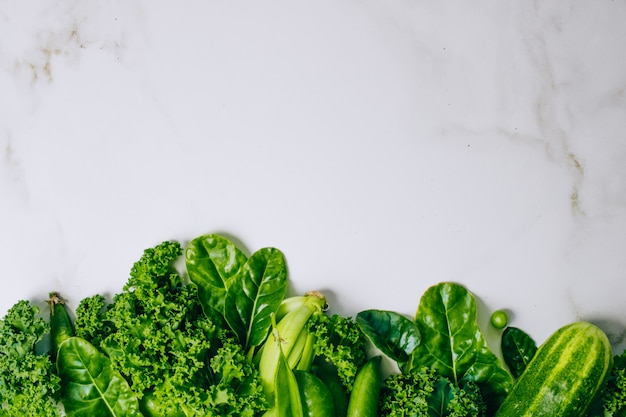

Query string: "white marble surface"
[[2, 1, 626, 350]]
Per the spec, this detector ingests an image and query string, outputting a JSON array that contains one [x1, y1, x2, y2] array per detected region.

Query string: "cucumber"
[[494, 321, 613, 417], [347, 356, 382, 417]]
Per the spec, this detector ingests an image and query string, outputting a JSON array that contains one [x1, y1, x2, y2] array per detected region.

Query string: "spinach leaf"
[[407, 282, 512, 416], [224, 247, 288, 351], [501, 326, 537, 379], [428, 376, 454, 417], [185, 234, 247, 320], [356, 309, 421, 365], [57, 337, 141, 417]]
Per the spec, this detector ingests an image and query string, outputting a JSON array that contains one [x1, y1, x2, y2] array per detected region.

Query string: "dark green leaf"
[[408, 282, 513, 416], [224, 247, 288, 351], [57, 337, 142, 417], [185, 234, 247, 319], [356, 309, 420, 364], [501, 326, 537, 379], [428, 376, 453, 417]]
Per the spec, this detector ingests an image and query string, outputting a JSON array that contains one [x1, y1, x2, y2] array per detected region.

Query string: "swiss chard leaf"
[[57, 337, 142, 417], [185, 234, 247, 320], [501, 326, 537, 379], [356, 309, 421, 365], [224, 247, 288, 351], [407, 282, 512, 416]]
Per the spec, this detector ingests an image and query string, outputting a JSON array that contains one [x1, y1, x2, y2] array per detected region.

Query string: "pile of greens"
[[356, 282, 512, 417], [1, 232, 626, 416]]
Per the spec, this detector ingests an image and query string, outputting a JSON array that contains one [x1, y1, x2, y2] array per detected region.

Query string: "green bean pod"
[[271, 347, 303, 417], [48, 292, 75, 360], [346, 356, 382, 417]]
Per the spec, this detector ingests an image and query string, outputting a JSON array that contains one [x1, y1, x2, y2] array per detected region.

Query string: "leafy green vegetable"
[[356, 309, 421, 365], [204, 331, 268, 416], [186, 234, 288, 353], [379, 367, 486, 417], [588, 351, 626, 417], [0, 300, 61, 416], [308, 312, 368, 391], [407, 282, 512, 416], [224, 247, 288, 352], [57, 336, 142, 417], [74, 240, 268, 416], [500, 326, 537, 379], [73, 294, 110, 348], [186, 234, 247, 322]]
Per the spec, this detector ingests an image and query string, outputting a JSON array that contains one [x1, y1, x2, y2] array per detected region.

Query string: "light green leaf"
[[224, 247, 288, 351], [185, 234, 248, 319], [57, 337, 141, 417], [408, 282, 512, 416]]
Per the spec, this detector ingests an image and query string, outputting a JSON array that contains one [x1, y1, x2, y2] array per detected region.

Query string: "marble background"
[[2, 1, 625, 350]]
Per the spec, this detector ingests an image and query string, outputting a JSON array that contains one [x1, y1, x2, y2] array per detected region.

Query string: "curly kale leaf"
[[380, 367, 486, 417], [205, 332, 268, 416], [0, 300, 61, 416], [308, 313, 368, 391], [589, 352, 626, 417], [73, 240, 268, 416], [102, 242, 216, 399], [74, 294, 110, 347]]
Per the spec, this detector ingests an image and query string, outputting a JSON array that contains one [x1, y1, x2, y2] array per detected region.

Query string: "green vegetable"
[[258, 292, 327, 404], [494, 321, 612, 417], [270, 343, 303, 417], [185, 233, 248, 324], [223, 246, 288, 353], [295, 370, 336, 417], [48, 292, 75, 360], [311, 358, 349, 417], [186, 234, 288, 353], [346, 355, 383, 417], [379, 367, 486, 417], [308, 312, 368, 391], [0, 300, 61, 416], [407, 282, 513, 415], [10, 233, 626, 417], [56, 336, 142, 417], [74, 240, 268, 416], [501, 326, 537, 379], [73, 293, 109, 347], [356, 309, 420, 366], [490, 310, 509, 330], [590, 350, 626, 416]]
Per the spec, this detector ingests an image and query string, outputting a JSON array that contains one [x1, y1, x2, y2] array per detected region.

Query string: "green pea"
[[490, 309, 509, 329]]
